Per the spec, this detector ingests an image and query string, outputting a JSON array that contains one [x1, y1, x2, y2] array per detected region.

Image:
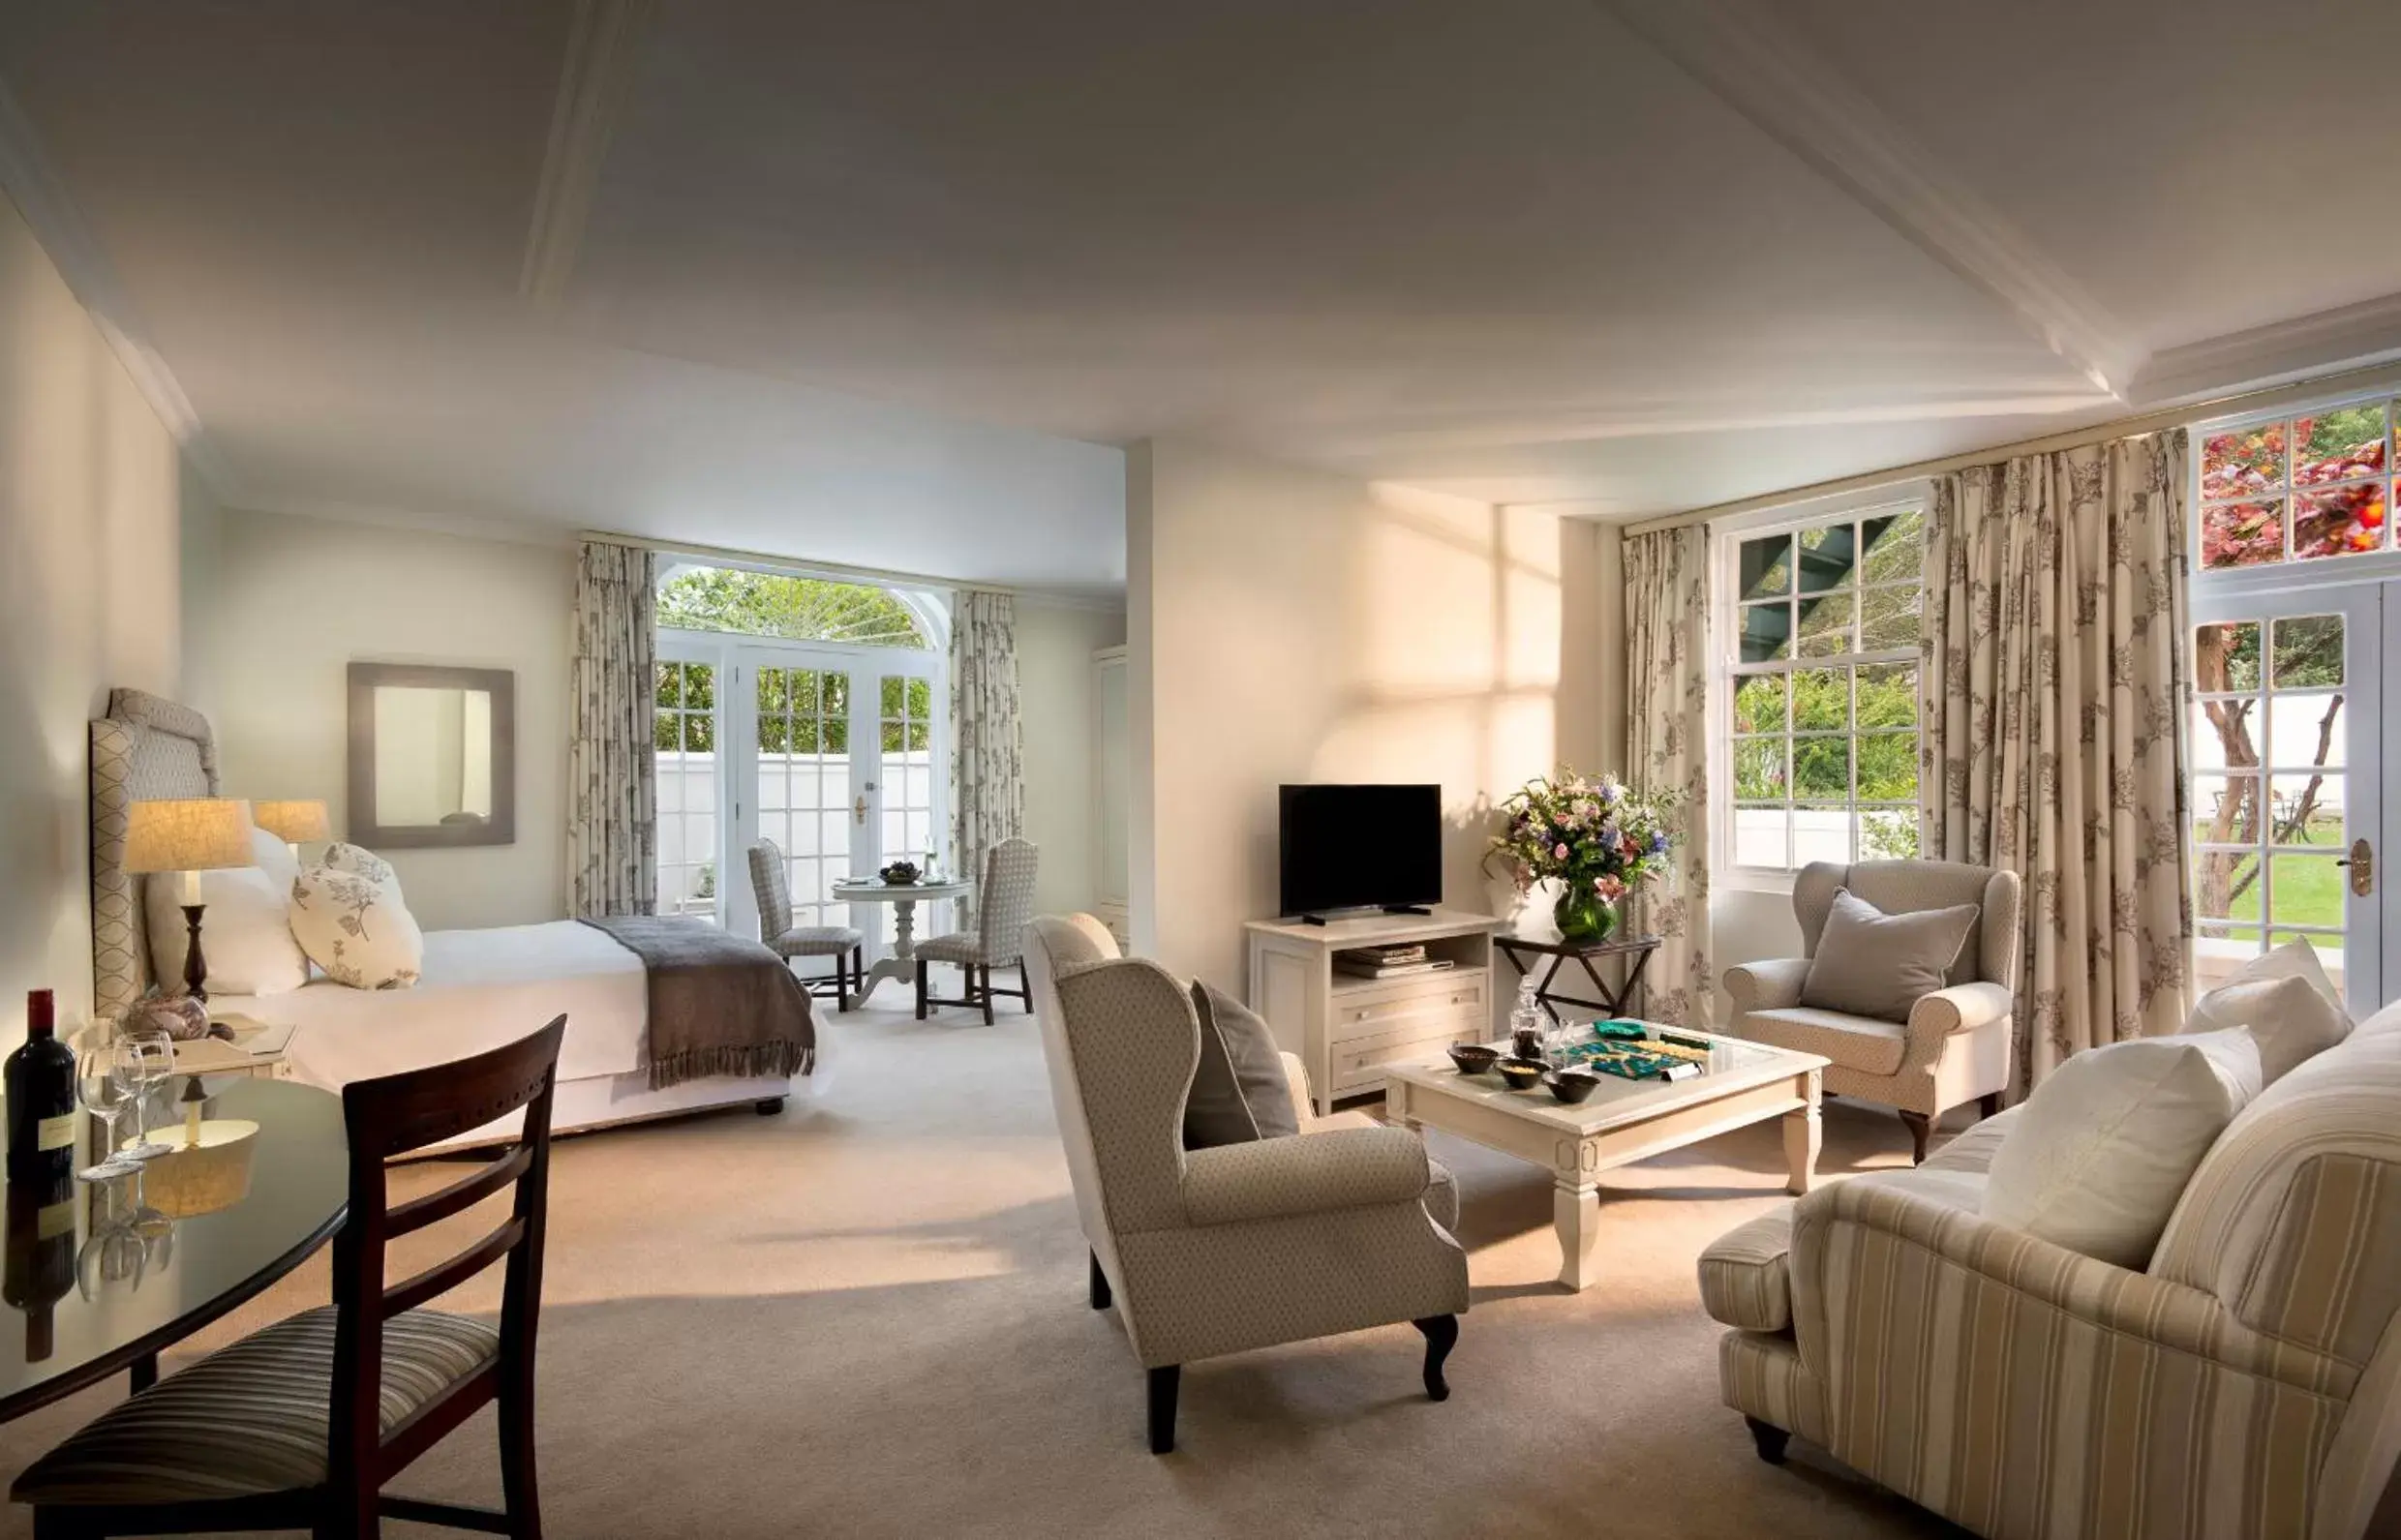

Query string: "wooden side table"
[[1492, 933, 1662, 1023]]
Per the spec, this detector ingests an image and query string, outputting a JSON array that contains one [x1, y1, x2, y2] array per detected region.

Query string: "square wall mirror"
[[347, 662, 516, 848]]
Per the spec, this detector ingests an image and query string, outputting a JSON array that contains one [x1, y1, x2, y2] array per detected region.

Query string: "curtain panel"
[[568, 541, 658, 919], [1624, 524, 1714, 1027], [1920, 431, 2194, 1093], [949, 589, 1025, 916]]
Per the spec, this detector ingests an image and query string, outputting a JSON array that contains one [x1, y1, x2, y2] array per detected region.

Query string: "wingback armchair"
[[1024, 914, 1469, 1453], [1723, 860, 2021, 1163]]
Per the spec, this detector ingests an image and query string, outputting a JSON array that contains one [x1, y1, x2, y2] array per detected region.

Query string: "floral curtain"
[[1920, 431, 2194, 1093], [569, 540, 658, 919], [949, 589, 1025, 917], [1624, 525, 1713, 1027]]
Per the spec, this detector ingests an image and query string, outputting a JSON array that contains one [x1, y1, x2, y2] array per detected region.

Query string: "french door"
[[2189, 581, 2388, 1012], [653, 632, 947, 957]]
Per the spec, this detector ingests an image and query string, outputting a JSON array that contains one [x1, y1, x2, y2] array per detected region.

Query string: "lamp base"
[[179, 902, 209, 1004]]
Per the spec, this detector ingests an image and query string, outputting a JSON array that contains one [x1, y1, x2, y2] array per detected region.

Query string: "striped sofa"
[[1699, 997, 2401, 1540]]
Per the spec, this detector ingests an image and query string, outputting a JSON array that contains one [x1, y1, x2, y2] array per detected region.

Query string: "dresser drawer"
[[1329, 973, 1487, 1044], [1330, 1018, 1481, 1096]]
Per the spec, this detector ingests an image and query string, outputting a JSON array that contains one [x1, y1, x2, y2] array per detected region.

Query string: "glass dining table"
[[1, 1076, 349, 1423]]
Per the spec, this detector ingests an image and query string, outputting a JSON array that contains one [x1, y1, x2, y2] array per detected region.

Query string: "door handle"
[[2337, 838, 2374, 896], [855, 796, 868, 828]]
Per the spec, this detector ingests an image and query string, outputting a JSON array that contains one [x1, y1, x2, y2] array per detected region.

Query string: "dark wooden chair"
[[14, 1017, 565, 1540]]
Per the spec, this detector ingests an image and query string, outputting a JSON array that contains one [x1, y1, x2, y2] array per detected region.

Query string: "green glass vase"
[[1553, 885, 1619, 944]]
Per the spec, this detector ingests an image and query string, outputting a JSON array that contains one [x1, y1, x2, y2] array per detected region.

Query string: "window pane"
[[1856, 733, 1916, 801], [1858, 809, 1918, 861], [684, 664, 715, 710], [2195, 850, 2264, 932], [757, 713, 788, 753], [1792, 668, 1848, 730], [684, 712, 714, 753], [1792, 808, 1850, 865], [823, 674, 848, 713], [2200, 499, 2285, 569], [2294, 482, 2386, 559], [825, 716, 848, 752], [2202, 423, 2286, 500], [654, 713, 680, 752], [2267, 853, 2342, 932], [1858, 509, 1924, 587], [2267, 693, 2345, 770], [1732, 807, 1788, 868], [2268, 771, 2343, 846], [2270, 616, 2343, 687], [1739, 601, 1793, 664], [2194, 621, 2262, 692], [1855, 663, 1917, 730], [1737, 534, 1793, 600], [756, 668, 786, 713], [654, 663, 681, 709], [880, 721, 903, 752], [2192, 773, 2262, 846], [793, 672, 821, 712], [1797, 524, 1855, 593], [1733, 738, 1787, 800], [1793, 739, 1850, 800], [879, 676, 903, 716], [905, 721, 930, 752], [907, 678, 932, 718], [1859, 584, 1921, 651], [1731, 674, 1786, 734], [1795, 591, 1854, 656], [2293, 405, 2385, 486]]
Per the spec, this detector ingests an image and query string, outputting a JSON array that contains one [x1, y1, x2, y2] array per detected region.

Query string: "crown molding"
[[521, 0, 653, 305], [0, 76, 238, 498], [2127, 290, 2401, 408], [1597, 0, 2145, 398]]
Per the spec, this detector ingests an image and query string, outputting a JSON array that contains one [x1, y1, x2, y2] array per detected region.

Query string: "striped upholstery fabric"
[[1697, 1206, 1794, 1332], [747, 839, 862, 958], [13, 1307, 496, 1504], [1719, 1332, 1829, 1448], [919, 836, 1039, 966], [1921, 1103, 2021, 1174]]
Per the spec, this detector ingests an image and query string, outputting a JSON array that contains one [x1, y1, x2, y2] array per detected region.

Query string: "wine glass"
[[114, 1033, 175, 1162], [72, 1031, 137, 1181]]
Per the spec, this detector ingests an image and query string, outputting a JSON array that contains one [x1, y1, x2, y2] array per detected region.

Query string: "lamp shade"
[[250, 799, 330, 845], [123, 798, 257, 875]]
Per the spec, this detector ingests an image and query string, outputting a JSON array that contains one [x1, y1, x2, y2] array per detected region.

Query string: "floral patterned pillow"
[[289, 853, 423, 990]]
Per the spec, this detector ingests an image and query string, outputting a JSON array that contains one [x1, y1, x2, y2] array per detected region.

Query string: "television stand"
[[1383, 904, 1433, 917]]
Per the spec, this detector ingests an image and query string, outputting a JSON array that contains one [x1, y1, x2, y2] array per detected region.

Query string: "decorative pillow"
[[141, 827, 310, 996], [1184, 981, 1300, 1148], [2228, 937, 2345, 1016], [1983, 1028, 2263, 1267], [2183, 969, 2351, 1085], [320, 841, 402, 898], [1799, 888, 1980, 1022], [289, 861, 424, 990]]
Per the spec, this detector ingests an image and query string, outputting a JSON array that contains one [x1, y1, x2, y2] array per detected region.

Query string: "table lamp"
[[250, 799, 330, 863], [123, 798, 258, 1002]]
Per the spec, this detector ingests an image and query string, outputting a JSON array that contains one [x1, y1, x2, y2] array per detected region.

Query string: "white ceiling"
[[5, 0, 2399, 586]]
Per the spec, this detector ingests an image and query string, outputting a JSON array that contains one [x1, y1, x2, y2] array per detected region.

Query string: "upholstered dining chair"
[[1722, 860, 2021, 1163], [13, 1017, 565, 1540], [749, 837, 866, 1012], [1023, 914, 1468, 1454], [916, 836, 1039, 1023]]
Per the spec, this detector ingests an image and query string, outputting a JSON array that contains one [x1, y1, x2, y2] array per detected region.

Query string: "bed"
[[91, 688, 811, 1148]]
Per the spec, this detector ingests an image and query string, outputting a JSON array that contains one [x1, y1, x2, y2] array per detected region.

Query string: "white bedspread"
[[217, 921, 648, 1091]]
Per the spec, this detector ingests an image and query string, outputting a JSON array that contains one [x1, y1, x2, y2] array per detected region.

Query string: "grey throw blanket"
[[580, 917, 817, 1089]]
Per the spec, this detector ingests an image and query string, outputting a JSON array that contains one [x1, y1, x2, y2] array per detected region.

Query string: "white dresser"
[[1243, 909, 1502, 1116]]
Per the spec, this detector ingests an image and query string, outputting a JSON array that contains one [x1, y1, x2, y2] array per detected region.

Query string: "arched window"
[[657, 565, 934, 648]]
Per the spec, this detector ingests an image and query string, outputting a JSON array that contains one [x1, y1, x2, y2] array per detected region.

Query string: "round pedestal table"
[[830, 878, 974, 1008]]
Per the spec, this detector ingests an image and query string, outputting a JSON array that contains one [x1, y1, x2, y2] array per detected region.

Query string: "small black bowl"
[[1543, 1068, 1603, 1104], [1495, 1057, 1547, 1091], [1446, 1043, 1501, 1076]]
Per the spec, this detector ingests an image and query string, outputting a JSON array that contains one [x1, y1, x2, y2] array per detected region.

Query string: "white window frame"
[[2189, 386, 2401, 600], [1708, 483, 1930, 893]]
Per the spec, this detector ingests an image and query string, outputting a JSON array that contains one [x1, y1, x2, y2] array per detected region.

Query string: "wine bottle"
[[3, 1165, 75, 1361], [4, 990, 76, 1183]]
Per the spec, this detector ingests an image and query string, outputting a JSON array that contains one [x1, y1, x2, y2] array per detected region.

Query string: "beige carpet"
[[0, 999, 1972, 1538]]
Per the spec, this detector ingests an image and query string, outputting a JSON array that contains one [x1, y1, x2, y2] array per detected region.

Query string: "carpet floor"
[[0, 998, 1975, 1538]]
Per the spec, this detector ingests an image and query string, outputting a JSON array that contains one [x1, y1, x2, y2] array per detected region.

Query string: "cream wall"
[[203, 508, 573, 930], [1128, 437, 1602, 1002], [0, 194, 210, 1042], [1015, 597, 1125, 919]]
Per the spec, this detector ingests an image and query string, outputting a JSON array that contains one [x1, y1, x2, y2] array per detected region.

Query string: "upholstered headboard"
[[90, 689, 221, 1019]]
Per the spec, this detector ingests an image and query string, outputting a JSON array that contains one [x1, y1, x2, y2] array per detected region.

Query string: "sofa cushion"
[[1984, 1029, 2263, 1268], [1800, 888, 1979, 1023], [1184, 982, 1300, 1147], [2185, 973, 2352, 1085], [1738, 1007, 1907, 1076], [1923, 1104, 2021, 1175], [1698, 1205, 1795, 1332]]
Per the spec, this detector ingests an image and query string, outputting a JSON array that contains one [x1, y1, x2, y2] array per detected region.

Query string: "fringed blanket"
[[580, 917, 816, 1089]]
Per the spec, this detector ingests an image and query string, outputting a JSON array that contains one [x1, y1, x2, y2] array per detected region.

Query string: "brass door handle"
[[2337, 839, 2374, 896], [855, 796, 868, 827]]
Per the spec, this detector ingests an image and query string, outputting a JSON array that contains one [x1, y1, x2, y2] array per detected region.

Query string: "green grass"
[[2195, 818, 2346, 938]]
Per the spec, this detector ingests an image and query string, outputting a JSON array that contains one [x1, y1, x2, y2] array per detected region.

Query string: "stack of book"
[[1333, 943, 1455, 980]]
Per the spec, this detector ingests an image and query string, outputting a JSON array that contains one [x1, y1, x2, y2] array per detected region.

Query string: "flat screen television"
[[1278, 783, 1443, 919]]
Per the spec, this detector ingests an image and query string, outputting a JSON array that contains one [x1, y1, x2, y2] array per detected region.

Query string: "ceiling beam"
[[1597, 0, 2144, 399], [0, 75, 238, 498], [521, 0, 653, 306]]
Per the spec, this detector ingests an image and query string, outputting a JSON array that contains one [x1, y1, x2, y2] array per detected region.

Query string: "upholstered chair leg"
[[981, 962, 996, 1025], [1412, 1314, 1458, 1401], [1147, 1366, 1180, 1454], [1745, 1415, 1791, 1465], [1978, 1091, 2003, 1120], [1088, 1251, 1110, 1310], [1899, 1110, 1932, 1165], [916, 960, 929, 1020]]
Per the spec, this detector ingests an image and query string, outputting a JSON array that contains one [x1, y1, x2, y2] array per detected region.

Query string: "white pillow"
[[2230, 938, 2345, 1016], [141, 826, 310, 997], [2184, 973, 2350, 1084], [1983, 1029, 2263, 1268], [289, 858, 424, 990]]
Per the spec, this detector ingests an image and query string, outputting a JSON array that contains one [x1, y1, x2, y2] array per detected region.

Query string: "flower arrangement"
[[1486, 770, 1679, 941]]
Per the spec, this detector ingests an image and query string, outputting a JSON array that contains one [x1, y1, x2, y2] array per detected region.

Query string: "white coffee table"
[[1383, 1026, 1827, 1291], [829, 877, 973, 1007]]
